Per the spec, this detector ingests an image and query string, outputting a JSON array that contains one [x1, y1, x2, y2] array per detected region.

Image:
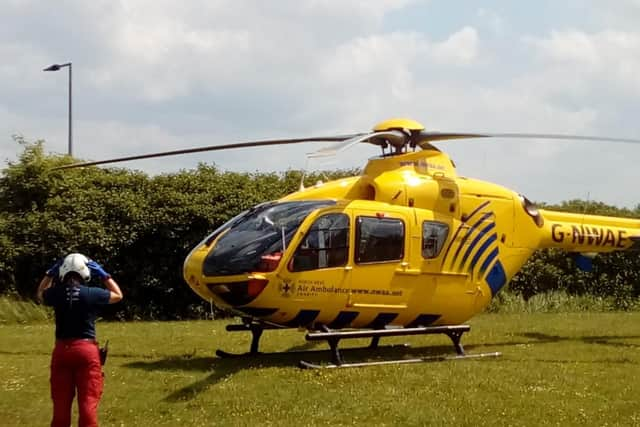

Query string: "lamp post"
[[43, 62, 73, 156]]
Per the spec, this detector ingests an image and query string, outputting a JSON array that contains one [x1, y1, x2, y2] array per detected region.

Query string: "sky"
[[2, 0, 640, 207]]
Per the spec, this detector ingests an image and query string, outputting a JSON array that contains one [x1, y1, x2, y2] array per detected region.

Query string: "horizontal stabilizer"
[[572, 253, 593, 272], [630, 236, 640, 251]]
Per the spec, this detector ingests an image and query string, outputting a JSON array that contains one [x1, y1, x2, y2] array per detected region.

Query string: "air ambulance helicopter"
[[58, 118, 640, 368]]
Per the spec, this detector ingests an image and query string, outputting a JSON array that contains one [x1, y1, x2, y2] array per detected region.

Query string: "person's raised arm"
[[87, 260, 123, 303], [37, 259, 62, 304], [103, 277, 123, 303], [36, 275, 53, 304]]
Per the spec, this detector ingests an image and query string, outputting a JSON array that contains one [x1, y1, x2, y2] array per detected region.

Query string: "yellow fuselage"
[[183, 149, 640, 329]]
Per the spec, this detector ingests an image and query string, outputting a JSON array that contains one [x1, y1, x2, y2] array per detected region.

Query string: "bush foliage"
[[1, 138, 639, 318], [0, 138, 356, 319]]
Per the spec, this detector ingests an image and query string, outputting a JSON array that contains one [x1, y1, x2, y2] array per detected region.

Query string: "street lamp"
[[43, 62, 73, 156]]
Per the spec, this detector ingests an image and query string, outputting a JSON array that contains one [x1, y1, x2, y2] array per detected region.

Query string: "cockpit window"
[[290, 213, 349, 272], [203, 200, 336, 276], [203, 208, 252, 246]]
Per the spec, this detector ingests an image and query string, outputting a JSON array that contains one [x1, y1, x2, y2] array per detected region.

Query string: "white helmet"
[[59, 253, 91, 282]]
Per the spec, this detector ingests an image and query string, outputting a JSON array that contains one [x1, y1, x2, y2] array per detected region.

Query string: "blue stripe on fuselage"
[[459, 222, 496, 271], [485, 261, 507, 295], [450, 212, 493, 268], [479, 247, 499, 275], [441, 201, 491, 267], [469, 233, 497, 272]]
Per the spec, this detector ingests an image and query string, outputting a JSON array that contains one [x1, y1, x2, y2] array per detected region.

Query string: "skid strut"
[[299, 325, 500, 369], [215, 318, 281, 358]]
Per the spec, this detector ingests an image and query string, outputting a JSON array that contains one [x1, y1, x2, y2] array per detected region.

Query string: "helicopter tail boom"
[[538, 209, 640, 253]]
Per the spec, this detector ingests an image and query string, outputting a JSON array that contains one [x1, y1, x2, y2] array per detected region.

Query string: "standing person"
[[37, 253, 123, 427]]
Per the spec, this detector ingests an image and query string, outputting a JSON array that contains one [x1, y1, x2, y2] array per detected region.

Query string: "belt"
[[56, 338, 98, 344]]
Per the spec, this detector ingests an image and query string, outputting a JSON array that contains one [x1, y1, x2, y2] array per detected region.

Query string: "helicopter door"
[[347, 212, 411, 316], [278, 212, 351, 323]]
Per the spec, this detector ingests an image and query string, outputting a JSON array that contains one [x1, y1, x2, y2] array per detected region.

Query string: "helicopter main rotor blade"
[[416, 131, 640, 148], [53, 134, 362, 170], [308, 130, 407, 158]]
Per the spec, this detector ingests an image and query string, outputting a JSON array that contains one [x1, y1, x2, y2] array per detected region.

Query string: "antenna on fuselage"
[[299, 157, 310, 191], [581, 192, 591, 226]]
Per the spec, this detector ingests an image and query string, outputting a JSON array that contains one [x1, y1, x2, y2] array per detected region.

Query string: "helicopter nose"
[[183, 244, 209, 299]]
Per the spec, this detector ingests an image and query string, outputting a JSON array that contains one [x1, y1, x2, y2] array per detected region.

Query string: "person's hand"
[[45, 259, 63, 278], [87, 260, 111, 281]]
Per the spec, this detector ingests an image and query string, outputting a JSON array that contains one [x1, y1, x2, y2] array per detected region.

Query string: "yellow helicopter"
[[59, 118, 640, 368]]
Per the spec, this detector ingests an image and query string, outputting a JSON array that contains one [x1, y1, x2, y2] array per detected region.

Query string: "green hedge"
[[1, 138, 639, 318], [0, 138, 356, 319]]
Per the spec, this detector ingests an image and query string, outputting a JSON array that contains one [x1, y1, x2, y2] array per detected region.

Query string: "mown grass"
[[1, 312, 639, 426]]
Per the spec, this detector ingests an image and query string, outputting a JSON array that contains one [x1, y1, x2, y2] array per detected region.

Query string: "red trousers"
[[50, 340, 104, 427]]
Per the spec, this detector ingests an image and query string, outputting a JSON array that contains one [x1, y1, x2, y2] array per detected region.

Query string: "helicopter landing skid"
[[298, 325, 501, 369], [215, 320, 412, 359], [215, 321, 500, 368], [298, 351, 501, 369]]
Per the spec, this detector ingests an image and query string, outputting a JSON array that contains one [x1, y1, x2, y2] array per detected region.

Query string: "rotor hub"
[[372, 118, 425, 133], [370, 118, 426, 152]]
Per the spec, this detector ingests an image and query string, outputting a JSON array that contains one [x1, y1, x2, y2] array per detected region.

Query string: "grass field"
[[1, 313, 639, 426]]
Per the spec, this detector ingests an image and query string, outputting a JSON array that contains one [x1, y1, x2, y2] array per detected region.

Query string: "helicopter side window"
[[356, 216, 404, 263], [422, 221, 449, 259], [290, 213, 350, 272]]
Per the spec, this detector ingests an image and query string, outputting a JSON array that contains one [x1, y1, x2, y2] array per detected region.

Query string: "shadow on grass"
[[125, 342, 460, 402], [122, 331, 640, 402], [458, 332, 640, 352], [465, 332, 640, 366], [516, 332, 640, 349]]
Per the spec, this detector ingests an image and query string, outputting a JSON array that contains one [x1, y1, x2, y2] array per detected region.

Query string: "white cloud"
[[432, 27, 479, 65], [320, 32, 425, 84], [526, 29, 640, 95], [0, 42, 53, 91], [75, 0, 421, 102], [304, 0, 417, 20], [476, 8, 505, 35], [527, 30, 600, 65], [2, 1, 640, 208]]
